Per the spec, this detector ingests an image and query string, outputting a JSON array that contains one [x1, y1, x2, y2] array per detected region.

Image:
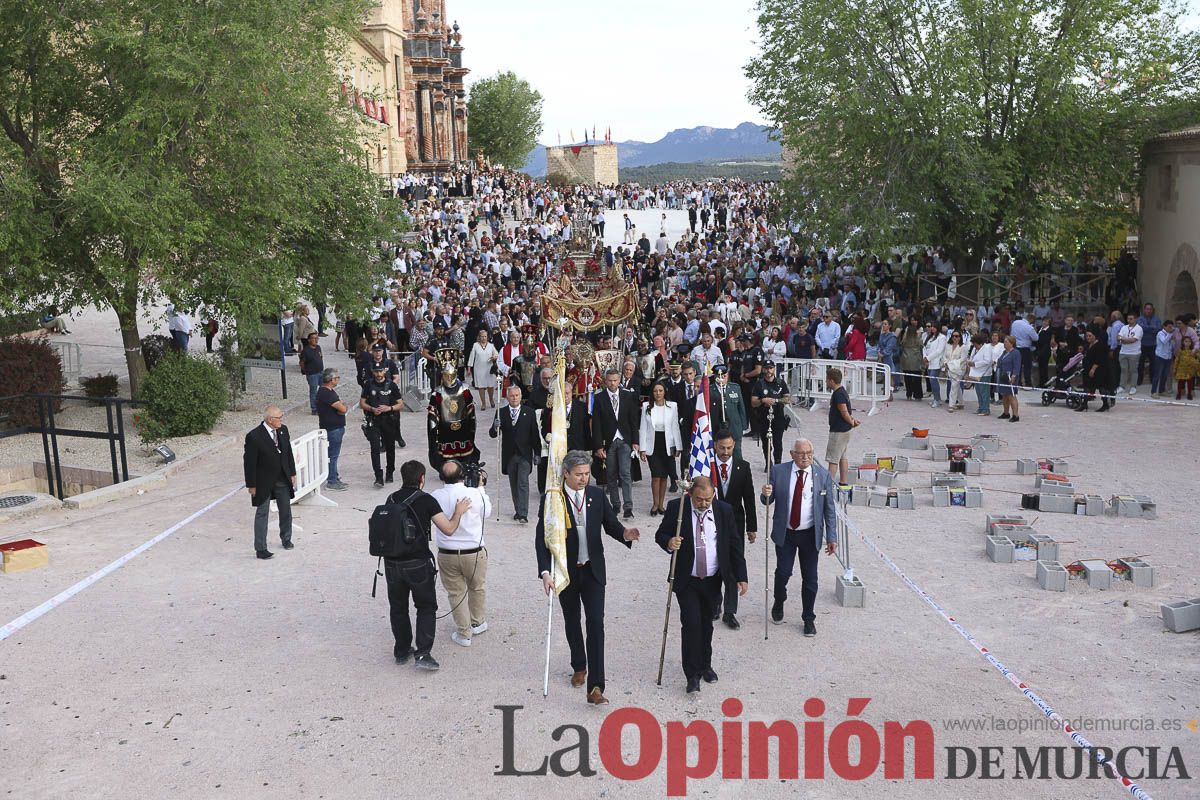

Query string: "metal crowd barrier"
[[778, 357, 892, 415], [50, 341, 83, 383]]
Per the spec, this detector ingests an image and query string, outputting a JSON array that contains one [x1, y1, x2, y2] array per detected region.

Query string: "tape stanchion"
[[881, 367, 1197, 409], [1, 485, 241, 642], [836, 506, 1153, 800]]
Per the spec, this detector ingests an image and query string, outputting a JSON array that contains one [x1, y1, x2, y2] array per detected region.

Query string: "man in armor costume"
[[427, 350, 479, 471]]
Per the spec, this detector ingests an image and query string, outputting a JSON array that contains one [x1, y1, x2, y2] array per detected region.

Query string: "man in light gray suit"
[[760, 437, 838, 636]]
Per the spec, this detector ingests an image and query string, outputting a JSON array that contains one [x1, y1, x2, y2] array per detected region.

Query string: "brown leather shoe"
[[570, 670, 586, 688], [587, 687, 609, 705]]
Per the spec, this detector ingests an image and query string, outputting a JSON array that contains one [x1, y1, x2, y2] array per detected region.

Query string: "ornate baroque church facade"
[[342, 0, 469, 176]]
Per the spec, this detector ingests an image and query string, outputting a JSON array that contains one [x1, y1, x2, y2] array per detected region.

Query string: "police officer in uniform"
[[737, 334, 764, 426], [726, 334, 746, 402], [360, 362, 406, 487], [750, 360, 789, 470], [708, 364, 748, 461]]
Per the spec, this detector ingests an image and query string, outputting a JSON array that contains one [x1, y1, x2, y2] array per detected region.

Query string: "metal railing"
[[0, 393, 145, 500], [916, 271, 1112, 308], [778, 357, 892, 414]]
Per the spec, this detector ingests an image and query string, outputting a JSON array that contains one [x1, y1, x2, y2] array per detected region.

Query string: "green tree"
[[0, 0, 401, 397], [467, 70, 544, 168], [746, 0, 1200, 259]]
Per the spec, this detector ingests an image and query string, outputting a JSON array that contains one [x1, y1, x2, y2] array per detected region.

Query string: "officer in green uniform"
[[708, 364, 748, 461]]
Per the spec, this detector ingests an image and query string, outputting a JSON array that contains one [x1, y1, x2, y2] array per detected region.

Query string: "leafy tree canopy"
[[0, 0, 402, 395], [467, 70, 544, 168], [746, 0, 1200, 258]]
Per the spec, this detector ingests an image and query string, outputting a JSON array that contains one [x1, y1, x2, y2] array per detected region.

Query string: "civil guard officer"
[[750, 359, 790, 470], [708, 364, 748, 461], [360, 361, 406, 487]]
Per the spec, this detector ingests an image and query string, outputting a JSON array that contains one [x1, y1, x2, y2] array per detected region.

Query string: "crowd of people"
[[243, 166, 1195, 691]]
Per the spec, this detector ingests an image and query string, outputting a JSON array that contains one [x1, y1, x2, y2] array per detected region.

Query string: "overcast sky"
[[452, 0, 766, 144], [451, 0, 1200, 146]]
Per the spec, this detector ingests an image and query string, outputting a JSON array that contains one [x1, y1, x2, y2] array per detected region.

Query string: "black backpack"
[[369, 492, 428, 560]]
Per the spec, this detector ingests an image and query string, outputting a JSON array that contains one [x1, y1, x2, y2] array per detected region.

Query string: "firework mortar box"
[[0, 538, 48, 573]]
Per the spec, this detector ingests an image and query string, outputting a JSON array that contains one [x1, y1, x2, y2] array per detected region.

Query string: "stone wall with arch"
[[1140, 127, 1200, 321]]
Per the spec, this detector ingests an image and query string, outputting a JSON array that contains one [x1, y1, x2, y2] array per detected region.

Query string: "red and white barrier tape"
[[837, 506, 1153, 800]]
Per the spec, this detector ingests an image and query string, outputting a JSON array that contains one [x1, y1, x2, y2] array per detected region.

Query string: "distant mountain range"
[[522, 122, 781, 177]]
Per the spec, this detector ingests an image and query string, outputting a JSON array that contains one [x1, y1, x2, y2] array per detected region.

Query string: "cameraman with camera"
[[360, 362, 407, 487], [382, 461, 472, 672], [430, 460, 492, 648]]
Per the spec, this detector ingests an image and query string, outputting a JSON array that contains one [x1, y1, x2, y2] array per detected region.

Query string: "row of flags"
[[542, 362, 716, 596], [556, 126, 613, 146]]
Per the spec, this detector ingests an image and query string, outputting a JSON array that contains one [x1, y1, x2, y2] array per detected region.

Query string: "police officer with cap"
[[708, 363, 748, 461], [358, 341, 398, 387], [360, 362, 406, 487], [750, 359, 790, 470]]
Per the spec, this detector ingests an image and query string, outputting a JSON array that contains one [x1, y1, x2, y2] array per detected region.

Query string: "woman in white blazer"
[[639, 383, 682, 515], [921, 322, 949, 408]]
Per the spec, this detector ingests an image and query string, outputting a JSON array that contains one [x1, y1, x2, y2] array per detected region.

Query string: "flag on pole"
[[584, 128, 589, 144], [592, 125, 596, 141], [570, 129, 575, 143], [557, 131, 561, 145], [543, 353, 571, 594], [688, 376, 715, 481]]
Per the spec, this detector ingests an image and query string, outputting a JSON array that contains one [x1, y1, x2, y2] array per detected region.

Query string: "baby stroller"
[[1041, 350, 1085, 408]]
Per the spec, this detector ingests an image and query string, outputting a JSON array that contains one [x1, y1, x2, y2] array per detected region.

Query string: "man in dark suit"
[[243, 405, 297, 560], [591, 368, 641, 519], [538, 382, 591, 493], [760, 437, 838, 636], [536, 450, 641, 705], [656, 476, 748, 694], [496, 384, 539, 523], [711, 430, 757, 629], [671, 363, 699, 481]]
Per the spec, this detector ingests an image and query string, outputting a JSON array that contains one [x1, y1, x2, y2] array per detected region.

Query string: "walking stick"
[[656, 481, 689, 686], [764, 403, 774, 641], [542, 588, 554, 698]]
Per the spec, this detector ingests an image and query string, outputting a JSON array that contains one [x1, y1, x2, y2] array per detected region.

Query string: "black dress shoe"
[[623, 509, 634, 520], [256, 550, 274, 560], [998, 412, 1010, 420], [281, 541, 294, 550], [669, 481, 678, 493], [803, 620, 817, 637], [686, 676, 701, 694], [395, 647, 414, 665], [374, 477, 385, 488], [771, 601, 784, 623], [701, 668, 718, 683], [385, 473, 394, 483], [723, 612, 740, 630]]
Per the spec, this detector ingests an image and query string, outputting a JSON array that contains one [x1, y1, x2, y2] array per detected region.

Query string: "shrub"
[[80, 373, 120, 400], [140, 334, 174, 372], [0, 312, 43, 337], [0, 336, 66, 426], [138, 352, 226, 443]]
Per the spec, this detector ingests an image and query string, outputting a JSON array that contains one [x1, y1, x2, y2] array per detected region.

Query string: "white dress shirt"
[[607, 391, 624, 441], [786, 464, 814, 530], [691, 508, 718, 579], [430, 483, 492, 550]]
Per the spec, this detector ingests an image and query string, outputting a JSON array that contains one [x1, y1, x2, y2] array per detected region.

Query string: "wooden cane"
[[656, 482, 689, 686], [764, 403, 774, 641]]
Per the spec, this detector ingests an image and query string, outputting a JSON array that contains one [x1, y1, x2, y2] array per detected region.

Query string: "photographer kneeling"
[[361, 362, 407, 488], [383, 460, 471, 672], [431, 460, 493, 648]]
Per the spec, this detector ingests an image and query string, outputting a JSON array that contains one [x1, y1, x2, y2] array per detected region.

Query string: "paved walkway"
[[1, 391, 1195, 797]]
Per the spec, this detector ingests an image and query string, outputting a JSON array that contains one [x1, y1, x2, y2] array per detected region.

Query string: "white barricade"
[[50, 341, 83, 383], [270, 428, 336, 535], [779, 358, 891, 415]]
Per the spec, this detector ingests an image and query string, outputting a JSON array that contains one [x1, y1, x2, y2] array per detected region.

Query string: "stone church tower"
[[346, 0, 469, 176]]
